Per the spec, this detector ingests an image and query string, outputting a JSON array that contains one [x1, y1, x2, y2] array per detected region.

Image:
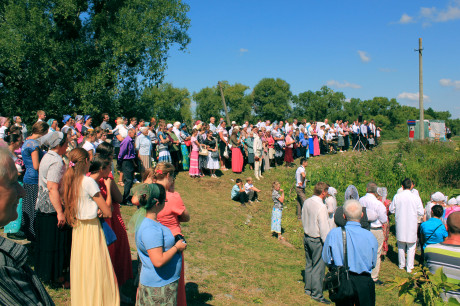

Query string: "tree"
[[0, 0, 190, 125], [141, 83, 191, 124], [193, 86, 223, 122], [252, 78, 292, 121], [293, 86, 345, 121]]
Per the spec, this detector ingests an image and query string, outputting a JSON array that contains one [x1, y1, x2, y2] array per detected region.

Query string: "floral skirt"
[[181, 145, 190, 171], [136, 280, 179, 306], [271, 207, 283, 233]]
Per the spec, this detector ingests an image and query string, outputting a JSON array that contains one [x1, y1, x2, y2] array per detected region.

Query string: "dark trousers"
[[304, 235, 325, 299], [232, 192, 248, 204], [296, 187, 306, 218], [335, 273, 375, 306], [299, 146, 307, 159], [351, 134, 358, 149], [344, 135, 350, 150], [319, 139, 327, 154], [122, 159, 135, 204], [247, 190, 258, 201], [170, 150, 181, 172]]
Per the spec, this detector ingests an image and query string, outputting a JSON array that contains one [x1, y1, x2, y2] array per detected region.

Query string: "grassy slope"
[[4, 139, 459, 305]]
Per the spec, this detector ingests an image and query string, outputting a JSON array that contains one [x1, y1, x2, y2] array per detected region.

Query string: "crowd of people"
[[291, 169, 460, 305], [0, 110, 458, 305]]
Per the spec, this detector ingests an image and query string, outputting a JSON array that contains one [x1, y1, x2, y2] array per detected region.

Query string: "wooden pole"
[[218, 81, 231, 125], [418, 38, 424, 140]]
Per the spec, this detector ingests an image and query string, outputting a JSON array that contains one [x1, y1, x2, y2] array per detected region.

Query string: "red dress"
[[98, 173, 133, 286]]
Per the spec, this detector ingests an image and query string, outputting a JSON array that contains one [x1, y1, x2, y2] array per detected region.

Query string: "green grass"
[[2, 139, 459, 305]]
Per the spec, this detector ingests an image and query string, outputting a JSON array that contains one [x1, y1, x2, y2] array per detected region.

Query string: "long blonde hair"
[[61, 148, 89, 227]]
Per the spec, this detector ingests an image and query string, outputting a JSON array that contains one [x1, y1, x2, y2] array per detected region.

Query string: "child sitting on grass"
[[245, 177, 261, 203], [271, 181, 285, 240], [231, 178, 249, 205]]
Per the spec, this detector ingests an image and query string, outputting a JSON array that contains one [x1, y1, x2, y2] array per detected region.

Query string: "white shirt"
[[352, 124, 359, 134], [318, 129, 325, 140], [77, 176, 101, 220], [217, 126, 228, 142], [295, 166, 306, 188], [325, 196, 337, 230], [359, 193, 388, 228], [253, 135, 263, 157], [0, 126, 7, 139], [389, 189, 424, 243], [244, 183, 254, 194], [301, 195, 330, 242], [397, 187, 420, 198]]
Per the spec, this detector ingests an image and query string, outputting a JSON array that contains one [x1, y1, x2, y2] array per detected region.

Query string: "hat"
[[328, 187, 337, 197], [47, 119, 55, 127], [84, 115, 92, 122], [131, 183, 163, 209], [174, 122, 181, 128], [447, 198, 458, 206], [166, 123, 173, 129], [180, 123, 187, 129], [40, 131, 65, 148], [431, 192, 445, 202], [63, 115, 71, 124], [75, 115, 83, 122], [231, 121, 236, 125]]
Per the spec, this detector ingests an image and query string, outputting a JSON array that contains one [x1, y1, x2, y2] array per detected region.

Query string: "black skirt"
[[35, 211, 72, 283]]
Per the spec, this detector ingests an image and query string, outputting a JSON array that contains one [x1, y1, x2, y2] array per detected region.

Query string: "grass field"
[[2, 138, 459, 305]]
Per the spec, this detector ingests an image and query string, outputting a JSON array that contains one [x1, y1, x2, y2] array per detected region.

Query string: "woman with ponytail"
[[62, 148, 119, 305], [154, 162, 190, 306], [131, 183, 187, 305]]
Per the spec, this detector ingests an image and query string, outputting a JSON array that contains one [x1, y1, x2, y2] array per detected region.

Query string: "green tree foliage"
[[293, 86, 345, 121], [0, 0, 190, 124], [252, 78, 292, 121], [194, 81, 253, 123], [141, 83, 191, 124]]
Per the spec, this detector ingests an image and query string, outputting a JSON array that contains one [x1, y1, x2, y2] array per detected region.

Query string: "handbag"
[[211, 139, 219, 158], [223, 145, 229, 158], [100, 218, 117, 246], [199, 144, 208, 156], [323, 227, 354, 302]]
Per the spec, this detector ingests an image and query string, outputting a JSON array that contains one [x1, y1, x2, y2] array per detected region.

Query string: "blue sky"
[[163, 0, 460, 119]]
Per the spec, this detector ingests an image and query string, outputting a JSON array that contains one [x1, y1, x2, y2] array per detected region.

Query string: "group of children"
[[230, 178, 286, 241]]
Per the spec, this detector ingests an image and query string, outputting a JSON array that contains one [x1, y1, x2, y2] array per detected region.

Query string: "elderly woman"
[[34, 132, 71, 287], [47, 119, 59, 133], [284, 129, 295, 167], [325, 187, 338, 229], [21, 121, 49, 241], [244, 131, 254, 170], [230, 126, 244, 173], [13, 116, 28, 139], [136, 126, 151, 178], [167, 123, 181, 172]]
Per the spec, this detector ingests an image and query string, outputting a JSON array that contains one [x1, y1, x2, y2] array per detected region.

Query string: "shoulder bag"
[[323, 227, 354, 301], [211, 139, 219, 159], [199, 144, 209, 156]]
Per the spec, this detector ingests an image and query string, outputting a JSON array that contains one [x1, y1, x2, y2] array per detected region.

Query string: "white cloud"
[[326, 80, 361, 89], [397, 92, 430, 102], [239, 48, 248, 53], [398, 13, 415, 24], [396, 1, 460, 25], [357, 50, 370, 63], [440, 78, 460, 89]]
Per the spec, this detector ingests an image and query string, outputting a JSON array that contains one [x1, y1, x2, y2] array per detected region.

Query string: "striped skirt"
[[189, 150, 200, 176]]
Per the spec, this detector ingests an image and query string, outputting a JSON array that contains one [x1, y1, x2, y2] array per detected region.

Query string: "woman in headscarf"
[[377, 187, 391, 257], [136, 127, 152, 179], [34, 132, 71, 287], [325, 187, 338, 229], [47, 119, 59, 133], [334, 185, 370, 229], [0, 117, 11, 139]]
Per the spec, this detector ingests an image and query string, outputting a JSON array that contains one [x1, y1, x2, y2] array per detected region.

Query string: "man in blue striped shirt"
[[322, 200, 378, 305]]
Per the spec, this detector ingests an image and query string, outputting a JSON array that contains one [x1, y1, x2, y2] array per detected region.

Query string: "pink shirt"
[[191, 136, 199, 151]]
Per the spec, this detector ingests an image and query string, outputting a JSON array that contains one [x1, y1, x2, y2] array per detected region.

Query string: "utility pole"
[[415, 38, 424, 140], [218, 81, 231, 125]]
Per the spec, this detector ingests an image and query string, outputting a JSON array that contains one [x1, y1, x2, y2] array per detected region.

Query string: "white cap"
[[447, 198, 458, 206], [431, 192, 445, 202], [231, 121, 236, 125], [166, 123, 173, 129], [328, 187, 337, 197]]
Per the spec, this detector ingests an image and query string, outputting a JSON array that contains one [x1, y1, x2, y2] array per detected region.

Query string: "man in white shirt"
[[389, 178, 424, 273], [295, 158, 308, 219], [352, 120, 359, 148], [209, 117, 217, 133], [302, 182, 331, 304], [359, 182, 388, 284], [36, 110, 46, 122]]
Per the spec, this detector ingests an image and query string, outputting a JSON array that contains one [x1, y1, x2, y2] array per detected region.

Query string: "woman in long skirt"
[[313, 135, 320, 156], [21, 121, 48, 241], [158, 124, 172, 163], [189, 129, 201, 177], [230, 127, 244, 173], [63, 148, 119, 306]]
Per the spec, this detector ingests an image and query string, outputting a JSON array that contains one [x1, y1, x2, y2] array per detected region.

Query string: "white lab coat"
[[389, 190, 424, 243]]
